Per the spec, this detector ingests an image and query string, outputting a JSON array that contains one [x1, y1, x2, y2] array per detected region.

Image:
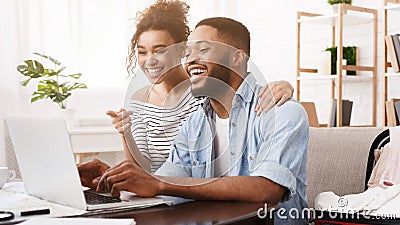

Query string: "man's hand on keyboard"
[[96, 160, 159, 198], [78, 159, 111, 190]]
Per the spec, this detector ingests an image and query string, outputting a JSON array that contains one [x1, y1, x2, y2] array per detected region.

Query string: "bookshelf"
[[296, 4, 378, 127], [297, 74, 373, 82], [383, 0, 400, 126]]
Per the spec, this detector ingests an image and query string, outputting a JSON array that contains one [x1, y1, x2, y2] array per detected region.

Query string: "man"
[[79, 17, 308, 224]]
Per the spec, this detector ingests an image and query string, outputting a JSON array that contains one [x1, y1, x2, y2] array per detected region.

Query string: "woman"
[[108, 0, 294, 173]]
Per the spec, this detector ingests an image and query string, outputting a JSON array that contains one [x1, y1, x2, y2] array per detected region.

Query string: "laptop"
[[6, 115, 167, 211]]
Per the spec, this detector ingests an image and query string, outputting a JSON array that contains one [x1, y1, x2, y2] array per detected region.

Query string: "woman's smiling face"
[[137, 30, 182, 84]]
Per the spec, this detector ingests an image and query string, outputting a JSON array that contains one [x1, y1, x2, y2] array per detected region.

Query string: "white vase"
[[318, 51, 332, 75], [332, 4, 348, 14]]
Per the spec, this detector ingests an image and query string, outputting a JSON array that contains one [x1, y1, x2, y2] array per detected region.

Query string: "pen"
[[20, 208, 50, 217]]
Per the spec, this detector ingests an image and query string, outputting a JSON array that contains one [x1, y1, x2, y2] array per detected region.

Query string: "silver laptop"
[[6, 115, 166, 211]]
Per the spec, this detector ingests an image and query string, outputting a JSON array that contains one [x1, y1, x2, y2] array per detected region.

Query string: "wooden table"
[[78, 200, 273, 225], [1, 201, 273, 225]]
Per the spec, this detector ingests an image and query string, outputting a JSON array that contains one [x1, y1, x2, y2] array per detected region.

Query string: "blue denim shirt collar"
[[236, 73, 257, 103], [201, 73, 257, 118]]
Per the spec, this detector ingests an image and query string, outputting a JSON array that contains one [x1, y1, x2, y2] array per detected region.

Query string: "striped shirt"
[[129, 88, 202, 173]]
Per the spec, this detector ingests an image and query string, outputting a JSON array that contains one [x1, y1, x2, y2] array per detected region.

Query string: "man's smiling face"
[[185, 25, 234, 95]]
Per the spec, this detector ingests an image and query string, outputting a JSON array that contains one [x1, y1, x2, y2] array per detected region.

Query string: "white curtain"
[[0, 0, 150, 166], [0, 0, 24, 166]]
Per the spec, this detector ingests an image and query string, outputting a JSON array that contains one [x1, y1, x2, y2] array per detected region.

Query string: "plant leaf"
[[57, 67, 66, 74], [41, 79, 58, 86], [68, 73, 82, 79], [37, 83, 48, 91], [33, 60, 44, 73], [31, 91, 46, 102], [33, 52, 61, 65], [68, 83, 87, 90], [43, 68, 59, 76], [20, 78, 32, 86], [16, 60, 44, 78]]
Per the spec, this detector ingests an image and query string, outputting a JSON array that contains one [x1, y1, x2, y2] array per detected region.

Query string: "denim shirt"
[[156, 75, 309, 224]]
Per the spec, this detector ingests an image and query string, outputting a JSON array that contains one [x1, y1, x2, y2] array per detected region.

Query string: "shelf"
[[385, 73, 400, 78], [385, 3, 400, 11], [299, 65, 374, 73], [297, 74, 373, 81], [69, 126, 118, 135], [383, 1, 400, 126], [297, 5, 377, 127], [298, 13, 374, 27]]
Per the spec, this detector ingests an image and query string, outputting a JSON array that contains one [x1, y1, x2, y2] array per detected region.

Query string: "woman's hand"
[[106, 108, 133, 137], [255, 80, 294, 115]]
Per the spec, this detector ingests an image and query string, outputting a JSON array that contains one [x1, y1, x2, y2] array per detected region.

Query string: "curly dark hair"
[[127, 0, 190, 74]]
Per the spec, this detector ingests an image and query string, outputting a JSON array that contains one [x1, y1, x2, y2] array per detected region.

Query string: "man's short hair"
[[195, 17, 250, 57]]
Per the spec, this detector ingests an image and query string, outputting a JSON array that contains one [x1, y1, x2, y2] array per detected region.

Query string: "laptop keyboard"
[[84, 191, 122, 205]]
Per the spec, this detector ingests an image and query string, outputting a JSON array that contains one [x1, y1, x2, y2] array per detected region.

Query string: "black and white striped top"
[[129, 88, 202, 173]]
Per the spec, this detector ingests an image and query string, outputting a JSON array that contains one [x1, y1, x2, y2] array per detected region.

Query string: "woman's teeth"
[[147, 68, 163, 74]]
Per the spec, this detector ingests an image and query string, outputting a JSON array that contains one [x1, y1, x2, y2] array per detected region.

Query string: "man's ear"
[[232, 50, 246, 66]]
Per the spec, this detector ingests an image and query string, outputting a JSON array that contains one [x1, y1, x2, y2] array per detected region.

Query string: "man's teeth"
[[190, 68, 207, 76], [147, 68, 162, 74]]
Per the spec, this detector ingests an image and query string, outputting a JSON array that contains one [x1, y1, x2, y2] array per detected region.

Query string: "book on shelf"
[[301, 102, 320, 127], [386, 100, 397, 126], [328, 99, 353, 127], [392, 34, 400, 71], [386, 99, 400, 126], [395, 100, 400, 126], [385, 35, 400, 73]]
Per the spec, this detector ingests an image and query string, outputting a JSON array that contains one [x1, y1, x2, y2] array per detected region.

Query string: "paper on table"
[[0, 182, 85, 218], [18, 218, 135, 225]]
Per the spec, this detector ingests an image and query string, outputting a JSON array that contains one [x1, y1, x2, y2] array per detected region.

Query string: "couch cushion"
[[307, 127, 385, 208]]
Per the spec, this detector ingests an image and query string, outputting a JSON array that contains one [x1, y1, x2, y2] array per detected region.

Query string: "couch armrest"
[[307, 127, 385, 208]]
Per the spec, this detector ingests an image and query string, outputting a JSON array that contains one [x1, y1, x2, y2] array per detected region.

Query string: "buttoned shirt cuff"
[[250, 162, 297, 201], [154, 161, 191, 177]]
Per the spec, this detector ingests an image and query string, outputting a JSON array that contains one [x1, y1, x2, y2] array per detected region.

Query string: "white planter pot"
[[332, 4, 348, 14]]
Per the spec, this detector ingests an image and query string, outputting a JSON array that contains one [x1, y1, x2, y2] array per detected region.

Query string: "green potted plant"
[[327, 0, 352, 5], [16, 52, 87, 109], [328, 0, 352, 14], [325, 46, 357, 75]]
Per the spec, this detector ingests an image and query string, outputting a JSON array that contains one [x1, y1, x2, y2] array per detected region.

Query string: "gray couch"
[[307, 127, 385, 208]]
